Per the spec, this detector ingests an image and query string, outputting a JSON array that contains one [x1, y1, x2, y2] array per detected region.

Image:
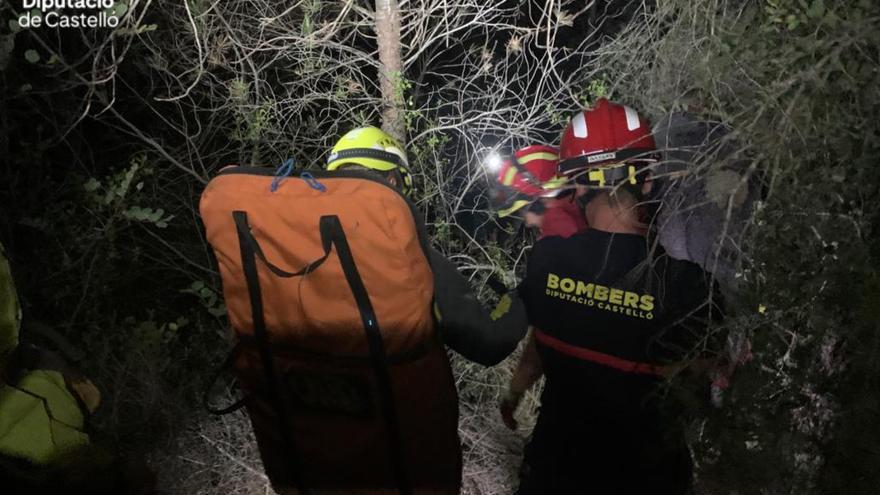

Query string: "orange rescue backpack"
[[199, 167, 461, 495]]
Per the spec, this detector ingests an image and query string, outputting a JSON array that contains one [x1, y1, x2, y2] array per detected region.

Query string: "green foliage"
[[590, 0, 880, 492], [102, 1, 128, 18], [408, 126, 450, 163], [186, 0, 209, 19], [122, 206, 174, 228], [392, 71, 412, 104], [765, 0, 828, 31], [82, 155, 174, 228], [483, 241, 519, 291], [230, 99, 273, 145], [128, 312, 189, 347], [543, 101, 569, 126], [300, 0, 323, 36], [180, 281, 227, 318], [228, 79, 276, 162], [433, 220, 454, 244], [115, 24, 158, 37], [578, 78, 610, 107], [392, 73, 420, 132]]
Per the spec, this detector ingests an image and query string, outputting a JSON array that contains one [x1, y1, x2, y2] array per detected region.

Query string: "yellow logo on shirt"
[[544, 272, 655, 320]]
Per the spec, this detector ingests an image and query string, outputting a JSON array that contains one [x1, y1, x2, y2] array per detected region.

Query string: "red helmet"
[[490, 145, 567, 217], [558, 98, 657, 186]]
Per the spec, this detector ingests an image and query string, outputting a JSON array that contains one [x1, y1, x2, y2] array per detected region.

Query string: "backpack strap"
[[236, 214, 331, 278], [318, 214, 413, 495], [229, 209, 413, 495], [234, 210, 312, 495]]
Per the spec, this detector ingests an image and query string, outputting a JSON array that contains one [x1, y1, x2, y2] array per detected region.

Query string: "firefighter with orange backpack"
[[200, 126, 528, 495], [324, 127, 530, 366], [500, 99, 722, 494]]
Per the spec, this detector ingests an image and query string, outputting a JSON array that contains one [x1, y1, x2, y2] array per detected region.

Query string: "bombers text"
[[545, 272, 655, 320]]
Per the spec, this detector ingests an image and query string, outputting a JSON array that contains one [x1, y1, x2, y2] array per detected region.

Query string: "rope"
[[269, 158, 295, 192]]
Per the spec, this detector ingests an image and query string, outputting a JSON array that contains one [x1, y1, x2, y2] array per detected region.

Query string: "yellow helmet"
[[326, 126, 413, 195]]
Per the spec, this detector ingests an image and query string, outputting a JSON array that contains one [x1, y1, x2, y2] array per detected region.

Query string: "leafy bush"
[[585, 1, 880, 492]]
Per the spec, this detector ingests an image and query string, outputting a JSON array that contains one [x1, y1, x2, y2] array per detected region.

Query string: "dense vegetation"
[[1, 0, 877, 493]]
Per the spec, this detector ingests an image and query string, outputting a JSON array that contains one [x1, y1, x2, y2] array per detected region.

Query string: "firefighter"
[[501, 99, 721, 494], [326, 126, 529, 365], [488, 144, 587, 239]]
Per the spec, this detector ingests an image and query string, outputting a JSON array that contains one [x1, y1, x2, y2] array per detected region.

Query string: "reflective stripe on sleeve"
[[535, 329, 665, 377]]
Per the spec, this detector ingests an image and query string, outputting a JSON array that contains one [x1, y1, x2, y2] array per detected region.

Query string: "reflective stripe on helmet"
[[518, 151, 559, 163], [572, 112, 588, 138], [492, 144, 564, 216], [501, 166, 518, 186], [327, 126, 414, 195], [558, 99, 657, 167], [623, 106, 641, 130]]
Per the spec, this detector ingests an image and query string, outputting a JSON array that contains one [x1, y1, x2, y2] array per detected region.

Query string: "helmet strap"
[[620, 183, 645, 203], [526, 199, 547, 215], [576, 183, 645, 213], [559, 149, 657, 176], [387, 168, 405, 190], [576, 188, 604, 212], [328, 148, 408, 169]]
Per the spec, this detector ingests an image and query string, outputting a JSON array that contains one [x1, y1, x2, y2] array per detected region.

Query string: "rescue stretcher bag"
[[200, 167, 462, 495]]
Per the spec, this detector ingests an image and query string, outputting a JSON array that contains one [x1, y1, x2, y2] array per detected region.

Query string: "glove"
[[499, 389, 523, 430]]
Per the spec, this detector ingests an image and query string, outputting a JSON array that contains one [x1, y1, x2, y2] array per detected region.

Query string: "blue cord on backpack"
[[270, 158, 295, 192], [301, 172, 327, 192]]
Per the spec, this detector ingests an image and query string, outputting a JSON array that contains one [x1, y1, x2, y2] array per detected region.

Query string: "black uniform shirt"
[[520, 229, 716, 430]]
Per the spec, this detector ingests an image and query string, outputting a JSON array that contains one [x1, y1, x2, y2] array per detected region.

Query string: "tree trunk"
[[374, 0, 405, 144]]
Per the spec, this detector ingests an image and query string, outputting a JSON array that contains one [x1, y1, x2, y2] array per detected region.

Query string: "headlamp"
[[483, 152, 504, 173]]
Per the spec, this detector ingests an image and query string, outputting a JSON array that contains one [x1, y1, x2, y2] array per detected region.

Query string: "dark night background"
[[1, 0, 878, 493]]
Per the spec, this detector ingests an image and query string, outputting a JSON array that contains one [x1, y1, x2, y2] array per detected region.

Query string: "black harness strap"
[[237, 218, 331, 278], [318, 215, 413, 495], [231, 210, 410, 494], [234, 211, 311, 495]]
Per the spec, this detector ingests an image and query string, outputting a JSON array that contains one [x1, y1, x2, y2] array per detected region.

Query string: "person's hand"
[[499, 390, 523, 430]]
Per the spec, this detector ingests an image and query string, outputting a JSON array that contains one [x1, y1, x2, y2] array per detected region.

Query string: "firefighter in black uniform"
[[501, 99, 721, 494]]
